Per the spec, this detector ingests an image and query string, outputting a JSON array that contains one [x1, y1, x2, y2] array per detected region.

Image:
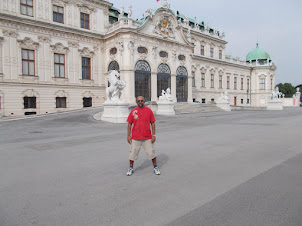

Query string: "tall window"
[[241, 78, 244, 90], [56, 97, 66, 108], [81, 13, 90, 29], [271, 78, 273, 90], [260, 78, 265, 90], [211, 74, 214, 88], [234, 77, 237, 90], [201, 73, 205, 87], [247, 78, 250, 91], [200, 45, 204, 56], [53, 5, 64, 23], [54, 53, 65, 78], [82, 57, 91, 79], [24, 96, 36, 109], [20, 0, 33, 17], [219, 50, 222, 59], [210, 47, 214, 58], [219, 75, 222, 88], [192, 71, 195, 87], [83, 97, 92, 107], [22, 49, 35, 76], [227, 76, 230, 89]]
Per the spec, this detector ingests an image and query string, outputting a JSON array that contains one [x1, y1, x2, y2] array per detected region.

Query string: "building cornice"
[[0, 13, 104, 42], [192, 54, 251, 70]]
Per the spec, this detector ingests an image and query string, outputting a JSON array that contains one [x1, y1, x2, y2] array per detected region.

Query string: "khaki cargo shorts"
[[129, 139, 155, 161]]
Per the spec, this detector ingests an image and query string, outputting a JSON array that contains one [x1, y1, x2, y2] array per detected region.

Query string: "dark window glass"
[[22, 49, 35, 76], [20, 0, 33, 16], [138, 47, 148, 54], [159, 51, 168, 58], [200, 45, 204, 56], [54, 53, 65, 78], [83, 97, 92, 107], [53, 5, 64, 23], [81, 13, 89, 29], [82, 57, 91, 80], [24, 96, 36, 109], [110, 47, 117, 55], [178, 55, 186, 61], [56, 97, 66, 108]]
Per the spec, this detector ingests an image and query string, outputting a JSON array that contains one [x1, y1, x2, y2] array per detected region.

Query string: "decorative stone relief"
[[38, 35, 51, 43], [38, 0, 43, 18], [128, 41, 134, 56], [23, 89, 40, 97], [51, 43, 69, 54], [118, 41, 124, 56], [77, 3, 96, 14], [82, 91, 94, 98], [3, 29, 18, 38], [17, 37, 39, 50], [218, 70, 224, 75], [145, 9, 153, 19], [172, 49, 177, 60], [152, 46, 158, 59], [78, 47, 94, 57], [68, 41, 79, 48], [55, 90, 68, 97], [153, 14, 175, 39], [0, 37, 3, 47], [11, 0, 16, 12], [200, 67, 207, 73], [52, 0, 68, 7]]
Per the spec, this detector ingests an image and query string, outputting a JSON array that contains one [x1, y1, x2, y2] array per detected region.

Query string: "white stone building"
[[0, 0, 277, 116]]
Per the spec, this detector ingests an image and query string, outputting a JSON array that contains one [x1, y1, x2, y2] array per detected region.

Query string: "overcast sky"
[[108, 0, 302, 86]]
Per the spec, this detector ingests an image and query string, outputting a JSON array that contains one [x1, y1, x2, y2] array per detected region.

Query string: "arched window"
[[157, 64, 171, 97], [108, 61, 120, 72], [135, 60, 151, 101], [176, 66, 188, 102]]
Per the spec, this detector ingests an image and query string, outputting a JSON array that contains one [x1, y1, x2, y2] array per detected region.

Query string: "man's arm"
[[127, 123, 132, 144], [151, 122, 156, 143]]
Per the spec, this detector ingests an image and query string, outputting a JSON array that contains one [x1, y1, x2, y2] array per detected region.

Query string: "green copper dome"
[[246, 43, 271, 62]]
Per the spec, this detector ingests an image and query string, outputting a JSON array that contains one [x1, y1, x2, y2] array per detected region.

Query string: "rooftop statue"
[[119, 7, 124, 20], [158, 88, 173, 102], [128, 6, 132, 19], [106, 70, 126, 102], [162, 0, 170, 9]]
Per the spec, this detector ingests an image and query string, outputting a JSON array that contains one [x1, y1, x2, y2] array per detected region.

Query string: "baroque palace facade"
[[0, 0, 276, 116]]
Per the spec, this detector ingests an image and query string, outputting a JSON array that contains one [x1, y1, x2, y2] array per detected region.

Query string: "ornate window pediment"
[[51, 43, 69, 54], [153, 14, 176, 39], [218, 70, 224, 75], [52, 0, 68, 7], [18, 37, 39, 50], [200, 67, 207, 73], [23, 89, 39, 97], [55, 90, 69, 97], [78, 47, 94, 57], [77, 3, 96, 14]]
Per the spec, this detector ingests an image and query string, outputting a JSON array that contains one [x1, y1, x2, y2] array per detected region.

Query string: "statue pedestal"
[[267, 100, 283, 110], [216, 100, 231, 111], [156, 102, 175, 115], [101, 101, 129, 123]]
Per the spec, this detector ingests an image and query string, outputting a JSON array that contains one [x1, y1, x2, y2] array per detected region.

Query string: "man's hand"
[[127, 135, 132, 144], [151, 135, 156, 143]]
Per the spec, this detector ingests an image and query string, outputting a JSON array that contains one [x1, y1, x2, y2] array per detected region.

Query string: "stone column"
[[151, 71, 157, 102], [171, 73, 177, 102], [68, 41, 79, 84], [188, 72, 193, 103], [2, 29, 18, 80], [0, 37, 3, 76]]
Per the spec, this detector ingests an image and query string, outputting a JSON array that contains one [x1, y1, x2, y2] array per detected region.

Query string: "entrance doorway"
[[135, 60, 151, 101], [234, 96, 237, 106], [176, 66, 188, 102], [157, 64, 171, 97]]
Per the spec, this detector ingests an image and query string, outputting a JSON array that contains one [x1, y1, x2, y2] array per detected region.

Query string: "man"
[[126, 96, 160, 176]]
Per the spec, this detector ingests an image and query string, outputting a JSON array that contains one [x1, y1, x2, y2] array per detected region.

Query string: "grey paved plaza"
[[1, 107, 302, 226]]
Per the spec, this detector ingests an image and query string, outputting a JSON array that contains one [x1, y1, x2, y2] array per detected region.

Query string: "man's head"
[[136, 96, 145, 108]]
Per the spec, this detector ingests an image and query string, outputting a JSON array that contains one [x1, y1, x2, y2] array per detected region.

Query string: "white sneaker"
[[154, 166, 160, 175], [127, 167, 133, 176]]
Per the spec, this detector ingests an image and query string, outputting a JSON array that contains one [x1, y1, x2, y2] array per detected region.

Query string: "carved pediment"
[[78, 47, 94, 57], [77, 3, 96, 14], [55, 90, 68, 97], [22, 89, 39, 97], [200, 66, 207, 73], [52, 0, 69, 7], [18, 37, 39, 50], [153, 14, 176, 39], [51, 43, 69, 54]]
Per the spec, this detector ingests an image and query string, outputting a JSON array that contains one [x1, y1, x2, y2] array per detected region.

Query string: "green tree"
[[276, 83, 296, 97]]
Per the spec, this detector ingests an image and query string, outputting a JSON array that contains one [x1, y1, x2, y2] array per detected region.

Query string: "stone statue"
[[269, 87, 284, 100], [145, 8, 153, 18], [187, 27, 191, 41], [128, 6, 132, 19], [194, 17, 199, 29], [218, 91, 230, 102], [162, 0, 170, 8], [106, 70, 126, 102], [158, 88, 173, 102], [297, 87, 300, 93]]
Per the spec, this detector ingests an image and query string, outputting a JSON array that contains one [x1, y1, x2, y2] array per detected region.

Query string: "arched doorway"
[[135, 60, 151, 101], [108, 61, 119, 72], [108, 61, 120, 87], [157, 63, 171, 97], [176, 66, 188, 102]]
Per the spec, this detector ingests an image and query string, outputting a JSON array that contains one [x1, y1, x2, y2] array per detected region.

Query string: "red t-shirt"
[[127, 106, 156, 140]]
